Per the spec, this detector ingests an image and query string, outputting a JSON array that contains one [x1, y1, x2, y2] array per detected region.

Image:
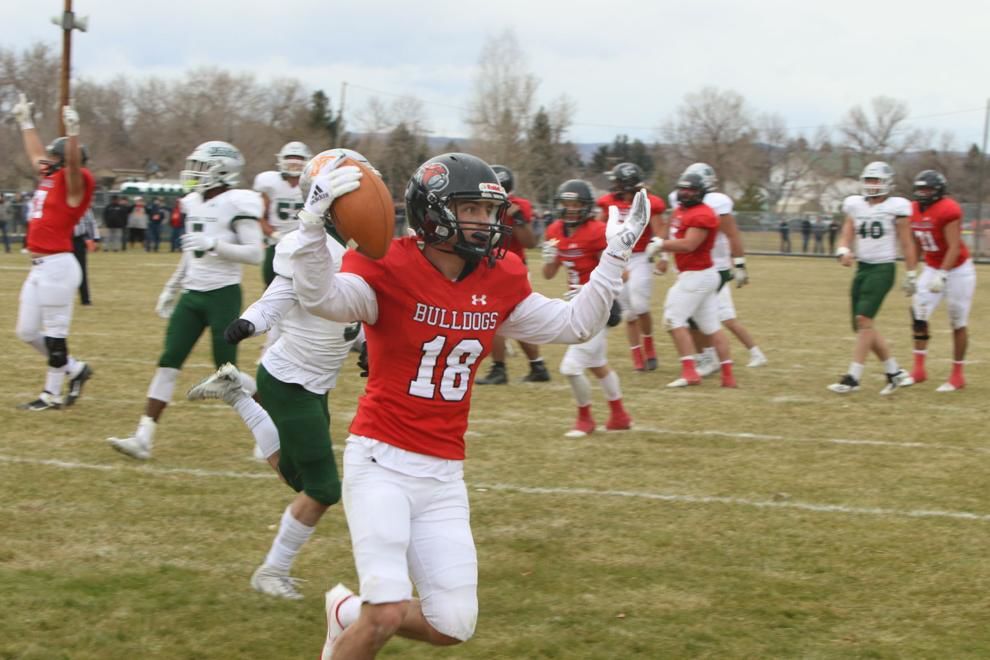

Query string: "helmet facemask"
[[181, 141, 244, 194], [860, 161, 894, 198], [277, 141, 313, 177], [675, 173, 706, 207], [419, 194, 511, 266]]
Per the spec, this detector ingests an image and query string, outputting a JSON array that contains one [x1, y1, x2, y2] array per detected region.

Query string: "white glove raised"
[[180, 232, 217, 253], [62, 102, 80, 137], [303, 165, 363, 218], [563, 284, 583, 301], [645, 236, 664, 260], [605, 189, 650, 261], [12, 93, 34, 130], [902, 270, 918, 296], [929, 269, 948, 293], [733, 257, 749, 288], [156, 288, 179, 319], [541, 239, 559, 265]]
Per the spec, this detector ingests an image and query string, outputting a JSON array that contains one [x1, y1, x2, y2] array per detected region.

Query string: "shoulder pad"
[[228, 189, 264, 219]]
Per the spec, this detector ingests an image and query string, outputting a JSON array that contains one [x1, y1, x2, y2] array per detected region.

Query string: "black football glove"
[[356, 341, 369, 377], [607, 299, 623, 328], [224, 318, 256, 345]]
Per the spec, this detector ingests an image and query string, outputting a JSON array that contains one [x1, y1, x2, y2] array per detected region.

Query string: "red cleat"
[[565, 406, 596, 437], [605, 400, 632, 430], [721, 375, 738, 388]]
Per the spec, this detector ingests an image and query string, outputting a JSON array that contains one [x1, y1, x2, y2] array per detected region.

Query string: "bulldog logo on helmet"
[[417, 163, 450, 192]]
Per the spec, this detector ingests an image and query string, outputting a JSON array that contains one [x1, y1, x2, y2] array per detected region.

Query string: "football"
[[331, 158, 395, 259]]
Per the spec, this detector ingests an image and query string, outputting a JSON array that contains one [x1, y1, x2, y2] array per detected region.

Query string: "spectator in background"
[[102, 195, 128, 251], [778, 218, 791, 253], [828, 217, 840, 254], [146, 197, 166, 252], [73, 207, 99, 305], [169, 202, 183, 251], [127, 196, 148, 249], [812, 216, 826, 254], [0, 195, 12, 253], [800, 216, 812, 253]]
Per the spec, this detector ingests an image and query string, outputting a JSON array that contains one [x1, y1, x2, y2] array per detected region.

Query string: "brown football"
[[331, 158, 395, 259]]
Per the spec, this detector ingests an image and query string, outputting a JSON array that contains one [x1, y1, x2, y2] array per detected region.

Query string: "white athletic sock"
[[883, 358, 899, 374], [44, 369, 66, 398], [137, 415, 157, 449], [147, 367, 180, 403], [234, 396, 280, 457], [263, 505, 316, 573], [338, 593, 361, 629], [597, 371, 622, 401], [238, 371, 257, 397], [849, 362, 865, 382], [566, 374, 592, 407]]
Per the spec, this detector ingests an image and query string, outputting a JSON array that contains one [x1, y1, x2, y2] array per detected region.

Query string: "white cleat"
[[187, 362, 246, 405], [108, 435, 151, 460], [826, 374, 860, 394], [666, 377, 701, 388], [936, 381, 963, 392], [250, 564, 303, 600], [322, 583, 356, 660], [879, 369, 914, 396], [696, 356, 719, 378], [746, 354, 768, 368]]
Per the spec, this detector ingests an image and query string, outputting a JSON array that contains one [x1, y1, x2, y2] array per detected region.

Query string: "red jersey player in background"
[[476, 164, 551, 384], [291, 152, 650, 659], [908, 170, 976, 392], [543, 179, 632, 436], [596, 162, 667, 371], [11, 94, 95, 410], [651, 172, 735, 388]]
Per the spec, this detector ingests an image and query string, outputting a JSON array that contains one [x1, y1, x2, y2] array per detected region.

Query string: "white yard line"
[[0, 453, 987, 524]]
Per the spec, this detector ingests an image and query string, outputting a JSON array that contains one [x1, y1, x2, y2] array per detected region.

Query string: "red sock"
[[680, 357, 700, 381], [950, 361, 965, 387], [720, 360, 737, 387], [578, 404, 593, 420], [913, 350, 927, 372], [630, 345, 645, 370], [642, 335, 656, 360], [607, 398, 626, 415]]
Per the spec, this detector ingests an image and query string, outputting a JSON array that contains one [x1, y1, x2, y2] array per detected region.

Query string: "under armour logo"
[[471, 294, 487, 306]]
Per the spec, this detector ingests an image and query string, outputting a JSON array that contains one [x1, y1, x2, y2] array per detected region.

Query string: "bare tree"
[[837, 96, 926, 159], [753, 113, 833, 216]]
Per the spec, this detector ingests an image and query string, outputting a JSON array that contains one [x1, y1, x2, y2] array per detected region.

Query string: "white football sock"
[[849, 362, 865, 381], [238, 371, 257, 397], [137, 415, 157, 449], [883, 358, 899, 374], [44, 369, 65, 398], [566, 374, 592, 407], [597, 371, 621, 401], [263, 505, 316, 573], [147, 367, 180, 403], [234, 396, 280, 458]]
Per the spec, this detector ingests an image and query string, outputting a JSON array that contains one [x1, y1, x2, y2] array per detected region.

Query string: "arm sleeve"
[[214, 218, 264, 265], [498, 252, 625, 344], [240, 275, 296, 335], [291, 224, 379, 324]]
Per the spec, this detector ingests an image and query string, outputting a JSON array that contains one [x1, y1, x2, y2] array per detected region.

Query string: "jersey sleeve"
[[707, 192, 734, 216], [648, 193, 667, 216], [513, 196, 533, 222], [890, 197, 912, 217], [292, 226, 378, 324], [231, 190, 264, 221], [938, 198, 964, 223], [272, 231, 301, 278], [544, 220, 563, 242], [841, 196, 859, 216], [685, 206, 719, 230], [253, 171, 277, 197]]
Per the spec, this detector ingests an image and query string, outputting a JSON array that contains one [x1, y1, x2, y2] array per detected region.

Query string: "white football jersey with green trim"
[[181, 189, 263, 291], [841, 195, 911, 264]]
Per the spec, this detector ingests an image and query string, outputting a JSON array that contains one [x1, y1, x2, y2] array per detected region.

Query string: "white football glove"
[[902, 270, 918, 296], [62, 102, 80, 137], [563, 284, 583, 301], [541, 239, 559, 265], [302, 165, 363, 218], [733, 258, 749, 288], [645, 236, 664, 260], [12, 93, 34, 130], [156, 288, 179, 319], [928, 269, 948, 293], [605, 189, 650, 261], [180, 232, 217, 253]]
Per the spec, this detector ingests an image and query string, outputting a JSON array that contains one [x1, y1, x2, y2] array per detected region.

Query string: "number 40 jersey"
[[841, 195, 912, 264]]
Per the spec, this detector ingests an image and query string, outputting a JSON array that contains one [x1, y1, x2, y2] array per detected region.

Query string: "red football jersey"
[[343, 237, 533, 460], [504, 194, 534, 262], [544, 219, 606, 290], [669, 203, 719, 271], [27, 168, 95, 254], [911, 198, 970, 269], [595, 192, 666, 252]]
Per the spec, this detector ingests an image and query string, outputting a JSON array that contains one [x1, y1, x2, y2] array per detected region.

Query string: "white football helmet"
[[684, 162, 718, 192], [860, 161, 895, 198], [299, 148, 376, 201], [180, 141, 244, 193], [276, 141, 312, 177]]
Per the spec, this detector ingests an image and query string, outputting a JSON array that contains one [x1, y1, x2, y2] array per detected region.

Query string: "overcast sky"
[[7, 0, 990, 148]]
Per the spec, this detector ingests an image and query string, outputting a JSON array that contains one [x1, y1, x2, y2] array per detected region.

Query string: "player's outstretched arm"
[[240, 275, 297, 335], [12, 93, 46, 169]]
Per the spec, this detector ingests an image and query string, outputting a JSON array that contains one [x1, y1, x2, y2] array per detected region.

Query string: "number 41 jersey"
[[342, 236, 533, 460], [841, 195, 911, 264]]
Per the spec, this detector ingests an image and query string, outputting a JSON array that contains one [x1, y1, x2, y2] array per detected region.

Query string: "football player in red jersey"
[[596, 162, 667, 371], [908, 170, 976, 391], [291, 153, 649, 660], [543, 179, 632, 436], [651, 172, 735, 388], [11, 94, 95, 410], [475, 164, 550, 384]]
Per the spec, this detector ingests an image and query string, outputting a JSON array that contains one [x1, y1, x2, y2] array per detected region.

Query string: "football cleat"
[[476, 363, 507, 385], [936, 380, 964, 393], [746, 353, 768, 368], [827, 374, 860, 394], [565, 413, 596, 437], [521, 362, 551, 383], [17, 391, 61, 411], [108, 435, 152, 460], [250, 565, 303, 600], [721, 375, 738, 388], [322, 583, 356, 660], [696, 356, 720, 378], [879, 369, 914, 396], [605, 410, 632, 431], [64, 363, 93, 406], [667, 376, 702, 388], [187, 362, 246, 404]]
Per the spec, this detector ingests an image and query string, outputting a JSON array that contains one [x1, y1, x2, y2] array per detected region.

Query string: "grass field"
[[1, 247, 988, 659]]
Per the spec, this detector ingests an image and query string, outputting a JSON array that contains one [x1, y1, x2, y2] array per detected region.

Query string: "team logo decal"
[[471, 294, 487, 306], [418, 163, 450, 192]]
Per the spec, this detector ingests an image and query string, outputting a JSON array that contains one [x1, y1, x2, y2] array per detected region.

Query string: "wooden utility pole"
[[974, 98, 989, 258], [52, 0, 88, 135]]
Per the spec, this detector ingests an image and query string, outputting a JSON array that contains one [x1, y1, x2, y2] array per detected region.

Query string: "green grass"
[[1, 248, 988, 659]]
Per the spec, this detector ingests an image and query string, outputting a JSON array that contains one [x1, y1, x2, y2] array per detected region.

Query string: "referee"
[[73, 207, 99, 305]]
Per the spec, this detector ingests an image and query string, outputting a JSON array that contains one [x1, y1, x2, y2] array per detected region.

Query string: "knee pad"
[[44, 337, 68, 368], [911, 312, 930, 341], [421, 586, 478, 642], [303, 476, 342, 507]]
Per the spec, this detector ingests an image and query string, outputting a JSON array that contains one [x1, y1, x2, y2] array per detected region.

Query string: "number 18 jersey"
[[342, 237, 533, 460], [841, 195, 911, 264]]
